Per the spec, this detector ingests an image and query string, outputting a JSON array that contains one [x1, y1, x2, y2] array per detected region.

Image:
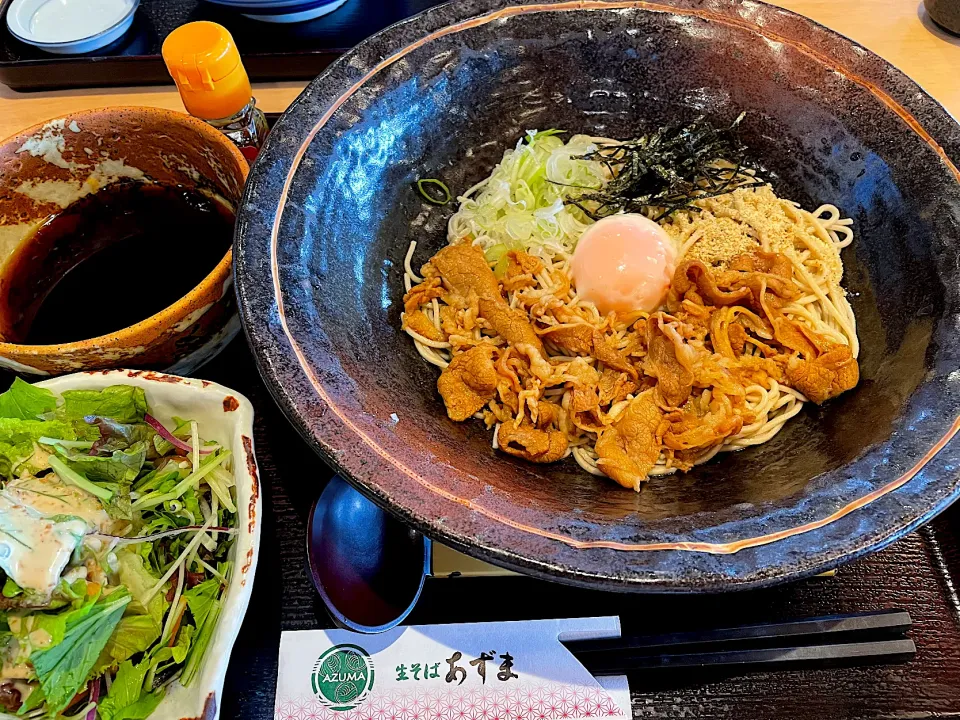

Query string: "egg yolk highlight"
[[570, 214, 677, 316]]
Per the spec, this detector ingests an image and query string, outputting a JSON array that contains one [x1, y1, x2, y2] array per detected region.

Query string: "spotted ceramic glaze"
[[0, 107, 248, 376], [36, 370, 260, 720], [236, 0, 960, 591]]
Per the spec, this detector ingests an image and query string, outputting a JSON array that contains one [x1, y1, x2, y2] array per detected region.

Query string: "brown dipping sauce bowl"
[[0, 107, 248, 376], [925, 0, 960, 35]]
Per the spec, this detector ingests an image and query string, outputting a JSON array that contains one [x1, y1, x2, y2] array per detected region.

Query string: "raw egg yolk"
[[571, 214, 677, 315]]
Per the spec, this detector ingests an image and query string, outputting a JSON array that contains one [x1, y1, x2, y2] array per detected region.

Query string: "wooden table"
[[3, 2, 960, 719], [1, 0, 959, 135]]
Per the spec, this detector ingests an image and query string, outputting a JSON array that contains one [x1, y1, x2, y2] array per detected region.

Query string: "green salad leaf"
[[147, 623, 194, 681], [26, 613, 67, 649], [0, 442, 32, 480], [97, 659, 165, 720], [0, 418, 79, 445], [181, 600, 220, 687], [30, 588, 131, 714], [59, 386, 147, 424], [0, 378, 56, 420], [17, 586, 103, 660], [169, 627, 194, 668], [96, 553, 167, 670], [55, 442, 146, 484], [102, 690, 165, 720], [2, 578, 21, 599], [151, 417, 191, 457], [96, 660, 145, 719], [0, 417, 85, 477], [84, 417, 154, 455], [16, 685, 44, 715], [47, 455, 112, 502], [100, 615, 163, 671], [116, 552, 164, 622], [56, 578, 89, 603], [62, 585, 103, 621], [184, 579, 221, 632], [104, 486, 135, 521]]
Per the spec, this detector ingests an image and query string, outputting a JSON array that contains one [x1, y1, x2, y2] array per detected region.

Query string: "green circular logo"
[[311, 644, 375, 711]]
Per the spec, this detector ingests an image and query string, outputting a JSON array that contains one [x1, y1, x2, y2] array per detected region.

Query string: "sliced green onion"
[[446, 132, 605, 256], [484, 243, 509, 264], [416, 178, 452, 205], [494, 253, 511, 280], [48, 455, 112, 501], [528, 128, 564, 142]]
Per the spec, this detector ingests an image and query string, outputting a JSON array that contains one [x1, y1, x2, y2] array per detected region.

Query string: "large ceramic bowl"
[[236, 0, 960, 591], [0, 107, 248, 376]]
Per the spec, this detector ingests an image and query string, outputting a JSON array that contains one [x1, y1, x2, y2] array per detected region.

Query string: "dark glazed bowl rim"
[[236, 0, 960, 591]]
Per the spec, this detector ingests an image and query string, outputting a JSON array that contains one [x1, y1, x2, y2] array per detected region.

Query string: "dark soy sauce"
[[0, 182, 235, 345]]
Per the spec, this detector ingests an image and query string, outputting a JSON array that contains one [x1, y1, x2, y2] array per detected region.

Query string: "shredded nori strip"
[[566, 112, 766, 221]]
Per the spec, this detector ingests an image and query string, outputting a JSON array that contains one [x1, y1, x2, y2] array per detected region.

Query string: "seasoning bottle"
[[162, 22, 269, 162]]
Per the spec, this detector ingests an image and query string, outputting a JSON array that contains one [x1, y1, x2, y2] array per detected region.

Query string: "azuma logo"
[[311, 644, 376, 711], [321, 671, 367, 683]]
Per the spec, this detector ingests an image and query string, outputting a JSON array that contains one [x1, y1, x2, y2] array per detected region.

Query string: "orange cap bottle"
[[162, 22, 268, 161], [162, 21, 251, 120]]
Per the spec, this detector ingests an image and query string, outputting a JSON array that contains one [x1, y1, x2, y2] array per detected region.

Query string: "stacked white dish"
[[201, 0, 351, 23], [6, 0, 140, 54]]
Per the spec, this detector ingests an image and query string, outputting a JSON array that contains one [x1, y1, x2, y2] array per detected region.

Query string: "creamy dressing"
[[27, 629, 52, 649], [1, 660, 32, 681], [2, 616, 36, 679], [0, 494, 87, 596], [3, 616, 51, 673], [12, 680, 33, 701], [5, 474, 111, 532]]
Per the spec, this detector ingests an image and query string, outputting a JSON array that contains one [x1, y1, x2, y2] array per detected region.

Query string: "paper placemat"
[[275, 617, 629, 719]]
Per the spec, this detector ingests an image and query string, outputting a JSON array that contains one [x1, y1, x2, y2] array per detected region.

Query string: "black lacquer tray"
[[0, 316, 955, 719], [202, 336, 960, 719], [0, 0, 445, 90]]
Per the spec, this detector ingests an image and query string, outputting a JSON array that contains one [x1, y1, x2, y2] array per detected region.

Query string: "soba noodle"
[[401, 131, 858, 483]]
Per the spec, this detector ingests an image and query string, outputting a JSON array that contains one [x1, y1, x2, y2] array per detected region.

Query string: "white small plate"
[[37, 370, 262, 720], [6, 0, 140, 55], [201, 0, 349, 24], [241, 1, 346, 24], [203, 0, 333, 6]]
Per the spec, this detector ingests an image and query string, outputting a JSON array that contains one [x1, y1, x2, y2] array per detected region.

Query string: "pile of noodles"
[[402, 133, 856, 478]]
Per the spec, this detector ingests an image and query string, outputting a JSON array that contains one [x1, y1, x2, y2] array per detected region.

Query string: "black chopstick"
[[565, 610, 911, 654], [563, 610, 914, 675], [575, 638, 916, 675]]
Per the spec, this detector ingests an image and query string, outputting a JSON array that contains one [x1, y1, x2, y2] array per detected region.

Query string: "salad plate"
[[0, 370, 260, 720]]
